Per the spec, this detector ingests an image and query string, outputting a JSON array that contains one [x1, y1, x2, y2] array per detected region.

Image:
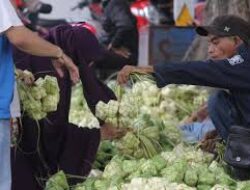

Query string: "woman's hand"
[[52, 52, 80, 84]]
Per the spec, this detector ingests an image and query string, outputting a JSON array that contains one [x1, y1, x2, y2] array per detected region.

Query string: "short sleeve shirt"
[[0, 0, 22, 119]]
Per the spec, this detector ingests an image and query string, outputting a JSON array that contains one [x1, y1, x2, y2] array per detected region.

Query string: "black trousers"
[[208, 90, 243, 141]]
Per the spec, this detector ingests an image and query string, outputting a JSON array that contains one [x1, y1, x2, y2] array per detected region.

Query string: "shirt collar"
[[237, 43, 250, 55]]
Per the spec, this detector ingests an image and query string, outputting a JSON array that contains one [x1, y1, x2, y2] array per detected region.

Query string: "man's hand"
[[117, 65, 154, 84], [52, 53, 79, 84], [16, 69, 35, 86], [117, 65, 137, 84], [187, 104, 208, 123], [196, 104, 208, 121], [101, 123, 129, 140], [199, 130, 220, 153]]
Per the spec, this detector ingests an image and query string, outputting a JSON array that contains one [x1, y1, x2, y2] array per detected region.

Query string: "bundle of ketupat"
[[17, 73, 60, 120], [96, 73, 208, 129], [44, 171, 69, 190], [69, 83, 100, 129], [94, 74, 208, 159], [93, 140, 117, 170]]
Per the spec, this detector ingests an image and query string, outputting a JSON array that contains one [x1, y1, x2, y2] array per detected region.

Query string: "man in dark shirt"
[[117, 15, 250, 141]]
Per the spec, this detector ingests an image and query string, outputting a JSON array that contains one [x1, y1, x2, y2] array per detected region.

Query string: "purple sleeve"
[[78, 59, 116, 114]]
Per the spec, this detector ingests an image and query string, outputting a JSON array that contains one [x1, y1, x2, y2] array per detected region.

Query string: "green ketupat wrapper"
[[45, 171, 69, 190], [30, 86, 47, 100], [82, 178, 95, 190], [102, 157, 125, 179], [161, 160, 187, 183], [122, 160, 138, 174], [151, 155, 167, 171], [237, 181, 250, 190], [198, 168, 216, 186], [184, 168, 198, 187], [42, 95, 59, 112], [197, 184, 212, 190], [139, 160, 158, 177], [17, 75, 60, 120], [69, 83, 100, 129], [43, 76, 60, 95], [94, 179, 110, 190]]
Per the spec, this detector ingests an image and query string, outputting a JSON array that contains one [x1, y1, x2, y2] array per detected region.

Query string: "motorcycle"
[[15, 0, 67, 31], [71, 0, 155, 31]]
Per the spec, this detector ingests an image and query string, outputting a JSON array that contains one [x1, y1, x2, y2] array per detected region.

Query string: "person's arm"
[[153, 58, 250, 91], [70, 27, 117, 113], [0, 0, 79, 83], [118, 57, 250, 91], [3, 1, 57, 57], [5, 26, 63, 58], [5, 26, 79, 83]]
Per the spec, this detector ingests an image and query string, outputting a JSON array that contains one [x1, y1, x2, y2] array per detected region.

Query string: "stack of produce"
[[17, 75, 60, 120], [72, 144, 241, 190], [69, 83, 100, 129], [93, 140, 117, 171], [95, 76, 208, 158], [45, 74, 250, 190], [96, 77, 208, 128]]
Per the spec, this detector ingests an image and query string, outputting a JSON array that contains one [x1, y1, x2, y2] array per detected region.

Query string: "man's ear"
[[234, 36, 243, 46]]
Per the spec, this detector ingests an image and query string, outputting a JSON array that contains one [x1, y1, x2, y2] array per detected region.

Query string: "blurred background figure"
[[94, 0, 139, 78], [150, 0, 174, 25]]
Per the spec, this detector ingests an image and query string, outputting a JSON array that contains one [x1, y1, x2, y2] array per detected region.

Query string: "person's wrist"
[[53, 47, 64, 60]]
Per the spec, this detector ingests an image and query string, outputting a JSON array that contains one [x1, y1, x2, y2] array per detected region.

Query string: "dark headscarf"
[[12, 24, 116, 189]]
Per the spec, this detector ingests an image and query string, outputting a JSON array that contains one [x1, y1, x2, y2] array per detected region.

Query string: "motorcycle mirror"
[[39, 3, 52, 14]]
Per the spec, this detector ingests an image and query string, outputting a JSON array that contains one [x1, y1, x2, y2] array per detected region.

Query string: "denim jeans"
[[0, 120, 11, 190], [208, 90, 242, 141], [180, 118, 215, 143]]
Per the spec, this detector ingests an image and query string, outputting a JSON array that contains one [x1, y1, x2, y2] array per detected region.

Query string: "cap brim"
[[196, 26, 231, 37]]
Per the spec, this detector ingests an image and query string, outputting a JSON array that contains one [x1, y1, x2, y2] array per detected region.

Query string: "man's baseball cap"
[[196, 15, 250, 44]]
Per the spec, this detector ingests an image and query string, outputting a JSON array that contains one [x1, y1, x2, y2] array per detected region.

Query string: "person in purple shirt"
[[11, 23, 116, 190]]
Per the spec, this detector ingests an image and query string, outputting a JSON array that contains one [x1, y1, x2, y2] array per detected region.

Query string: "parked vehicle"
[[72, 0, 153, 31], [14, 0, 67, 31]]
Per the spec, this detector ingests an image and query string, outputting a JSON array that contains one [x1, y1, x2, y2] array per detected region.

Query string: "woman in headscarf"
[[11, 23, 116, 190]]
